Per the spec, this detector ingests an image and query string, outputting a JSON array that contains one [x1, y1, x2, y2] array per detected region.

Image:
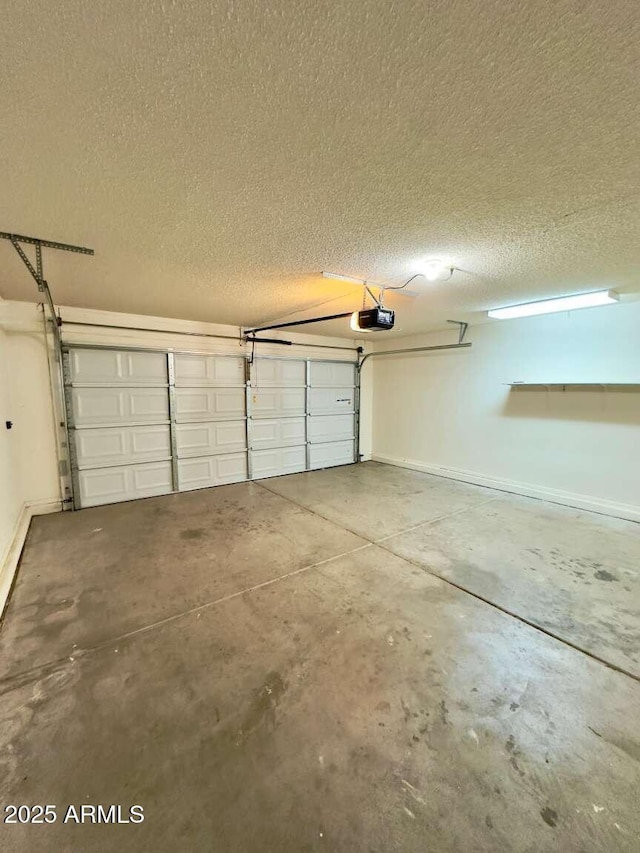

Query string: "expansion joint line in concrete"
[[255, 480, 640, 685], [255, 480, 501, 543], [0, 542, 374, 695]]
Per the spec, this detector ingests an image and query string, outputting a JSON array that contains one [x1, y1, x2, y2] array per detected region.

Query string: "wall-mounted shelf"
[[506, 382, 640, 390]]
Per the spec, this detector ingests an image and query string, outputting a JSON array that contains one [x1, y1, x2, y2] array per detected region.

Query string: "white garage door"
[[173, 353, 248, 491], [64, 348, 173, 508], [65, 347, 358, 507], [249, 357, 357, 479], [307, 361, 356, 470], [249, 358, 307, 479]]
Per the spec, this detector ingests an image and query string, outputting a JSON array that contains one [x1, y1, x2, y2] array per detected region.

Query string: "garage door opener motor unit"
[[352, 307, 395, 331]]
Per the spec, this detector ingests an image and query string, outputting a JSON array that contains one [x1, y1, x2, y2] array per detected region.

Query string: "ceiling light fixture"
[[488, 290, 619, 320], [321, 271, 367, 284], [421, 259, 452, 281]]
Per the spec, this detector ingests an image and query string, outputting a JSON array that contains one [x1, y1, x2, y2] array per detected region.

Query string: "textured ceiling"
[[0, 0, 638, 338]]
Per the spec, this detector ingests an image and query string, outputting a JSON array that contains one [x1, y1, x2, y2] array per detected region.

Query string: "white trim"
[[29, 499, 63, 517], [0, 499, 61, 620], [371, 454, 640, 524]]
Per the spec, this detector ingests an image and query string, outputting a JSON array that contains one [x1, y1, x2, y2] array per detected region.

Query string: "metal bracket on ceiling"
[[365, 284, 382, 308], [1, 231, 94, 295], [447, 320, 469, 344]]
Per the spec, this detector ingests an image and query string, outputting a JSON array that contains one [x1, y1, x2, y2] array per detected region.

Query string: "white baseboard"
[[371, 454, 640, 523], [28, 499, 62, 517], [0, 498, 61, 620]]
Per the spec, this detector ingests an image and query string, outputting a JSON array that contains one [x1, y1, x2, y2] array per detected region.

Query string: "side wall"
[[0, 300, 63, 615], [371, 300, 640, 521], [0, 320, 24, 614]]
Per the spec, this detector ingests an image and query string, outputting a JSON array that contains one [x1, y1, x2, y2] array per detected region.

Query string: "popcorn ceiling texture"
[[0, 0, 638, 337]]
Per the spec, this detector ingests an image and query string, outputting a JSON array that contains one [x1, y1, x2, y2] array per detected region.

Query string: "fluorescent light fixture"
[[322, 271, 366, 284], [488, 290, 619, 320]]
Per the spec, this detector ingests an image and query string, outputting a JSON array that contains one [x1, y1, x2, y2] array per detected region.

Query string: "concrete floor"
[[0, 462, 638, 851]]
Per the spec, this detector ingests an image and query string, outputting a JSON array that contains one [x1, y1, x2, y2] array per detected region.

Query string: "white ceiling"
[[1, 0, 638, 338]]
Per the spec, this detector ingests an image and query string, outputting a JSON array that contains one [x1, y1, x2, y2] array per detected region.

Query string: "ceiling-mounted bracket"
[[447, 320, 469, 344], [1, 231, 94, 298], [365, 284, 383, 308], [8, 237, 45, 292]]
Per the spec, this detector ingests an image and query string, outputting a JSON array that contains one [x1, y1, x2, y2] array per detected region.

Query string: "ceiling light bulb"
[[422, 259, 447, 281], [350, 311, 361, 331]]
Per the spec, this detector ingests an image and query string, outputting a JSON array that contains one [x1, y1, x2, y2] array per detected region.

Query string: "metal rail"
[[357, 341, 472, 371], [244, 311, 352, 335], [62, 320, 359, 353], [61, 319, 242, 342]]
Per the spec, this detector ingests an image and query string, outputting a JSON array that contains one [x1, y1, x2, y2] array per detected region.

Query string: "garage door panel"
[[252, 359, 306, 387], [74, 425, 171, 468], [308, 414, 355, 444], [251, 446, 307, 479], [175, 387, 246, 421], [174, 354, 246, 386], [78, 461, 173, 507], [309, 362, 356, 388], [178, 454, 247, 490], [70, 387, 169, 425], [251, 387, 306, 418], [250, 417, 305, 450], [176, 420, 246, 457], [308, 387, 355, 415], [66, 350, 359, 507], [309, 440, 355, 470], [69, 349, 168, 385]]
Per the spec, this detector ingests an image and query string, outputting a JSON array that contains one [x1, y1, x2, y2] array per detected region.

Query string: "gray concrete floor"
[[0, 461, 638, 852]]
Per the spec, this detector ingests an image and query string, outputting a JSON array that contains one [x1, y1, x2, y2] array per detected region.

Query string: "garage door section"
[[65, 348, 173, 508], [308, 361, 356, 469], [65, 348, 358, 507], [173, 353, 248, 491], [249, 359, 307, 479]]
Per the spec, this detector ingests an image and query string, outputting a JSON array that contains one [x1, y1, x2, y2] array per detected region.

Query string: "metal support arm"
[[447, 320, 469, 344], [244, 311, 353, 336], [1, 230, 94, 511], [0, 231, 94, 255]]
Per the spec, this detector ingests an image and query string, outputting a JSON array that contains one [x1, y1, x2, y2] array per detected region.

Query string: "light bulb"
[[350, 311, 361, 331], [423, 259, 447, 281]]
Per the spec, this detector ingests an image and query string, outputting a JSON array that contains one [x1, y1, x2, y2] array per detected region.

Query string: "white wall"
[[0, 320, 23, 611], [0, 299, 61, 614], [371, 300, 640, 521]]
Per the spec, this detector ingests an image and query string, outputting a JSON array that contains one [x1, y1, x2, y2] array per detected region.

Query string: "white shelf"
[[506, 382, 640, 390]]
